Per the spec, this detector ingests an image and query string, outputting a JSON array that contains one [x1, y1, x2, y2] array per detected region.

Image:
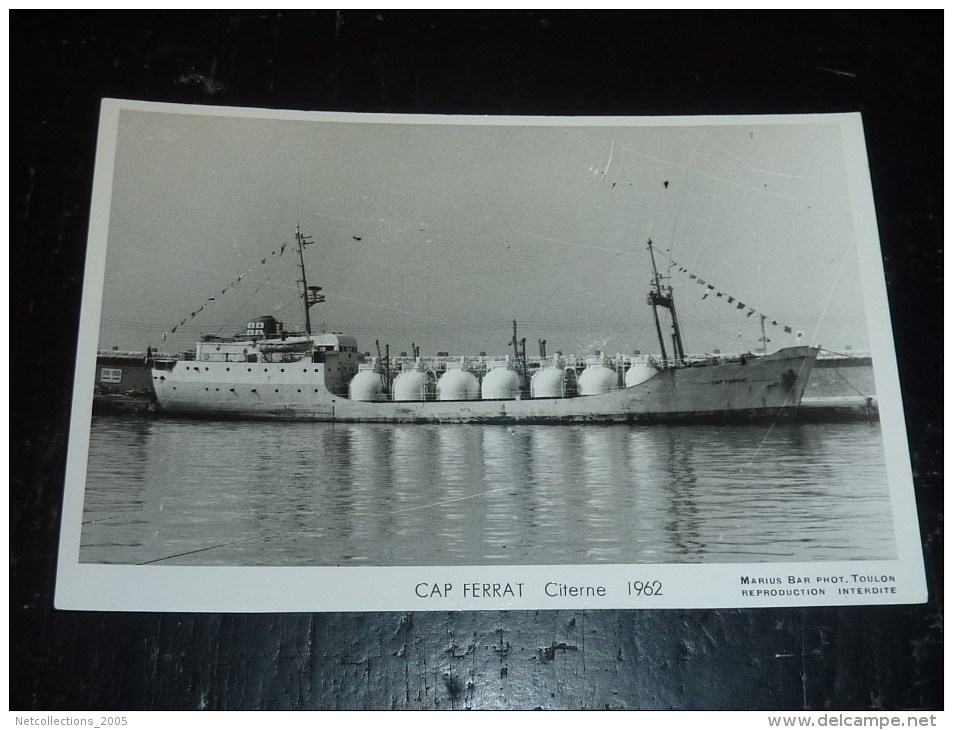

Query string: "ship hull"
[[152, 346, 817, 424]]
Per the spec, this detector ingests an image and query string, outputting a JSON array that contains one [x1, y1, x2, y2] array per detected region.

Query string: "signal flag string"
[[665, 256, 803, 340], [164, 242, 289, 340]]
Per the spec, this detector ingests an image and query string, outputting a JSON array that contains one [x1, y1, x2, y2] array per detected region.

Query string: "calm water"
[[79, 416, 897, 566]]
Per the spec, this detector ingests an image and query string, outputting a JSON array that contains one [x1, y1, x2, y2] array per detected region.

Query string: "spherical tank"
[[349, 369, 385, 401], [481, 367, 521, 400], [393, 370, 429, 401], [625, 362, 658, 387], [437, 368, 480, 400], [578, 362, 618, 395], [531, 366, 565, 398]]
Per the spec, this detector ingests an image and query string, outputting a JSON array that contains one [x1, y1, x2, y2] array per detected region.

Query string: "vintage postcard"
[[55, 100, 926, 611]]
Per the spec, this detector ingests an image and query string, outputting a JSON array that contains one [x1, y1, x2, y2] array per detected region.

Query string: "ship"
[[151, 229, 819, 423]]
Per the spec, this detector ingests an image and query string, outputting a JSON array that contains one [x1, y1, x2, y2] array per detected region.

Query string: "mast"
[[295, 225, 325, 335], [520, 336, 527, 386], [646, 239, 685, 364], [510, 319, 528, 387], [670, 300, 686, 361], [296, 225, 314, 335]]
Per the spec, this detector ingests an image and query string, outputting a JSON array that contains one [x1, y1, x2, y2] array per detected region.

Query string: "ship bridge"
[[311, 333, 359, 353]]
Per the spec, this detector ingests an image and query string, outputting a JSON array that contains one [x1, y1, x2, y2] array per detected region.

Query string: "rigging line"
[[667, 136, 700, 268], [601, 139, 615, 181], [271, 297, 303, 316], [809, 239, 855, 344], [137, 532, 284, 565], [225, 275, 297, 291], [127, 250, 238, 277], [605, 296, 649, 333], [621, 145, 808, 204], [378, 199, 386, 246], [508, 229, 633, 256], [689, 189, 718, 271], [388, 485, 515, 515], [687, 128, 823, 182], [676, 310, 752, 347], [818, 346, 869, 358], [82, 513, 138, 526], [626, 309, 654, 352], [613, 144, 626, 185], [743, 346, 816, 468], [138, 484, 518, 565], [326, 293, 427, 320], [220, 285, 300, 331], [211, 270, 279, 334], [232, 277, 270, 311], [167, 252, 298, 333], [127, 249, 295, 289], [744, 421, 778, 469], [821, 364, 870, 397], [654, 248, 788, 329], [313, 210, 386, 224], [758, 264, 764, 329]]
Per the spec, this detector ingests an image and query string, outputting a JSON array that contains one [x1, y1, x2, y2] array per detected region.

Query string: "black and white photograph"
[[55, 101, 924, 612], [14, 11, 941, 713]]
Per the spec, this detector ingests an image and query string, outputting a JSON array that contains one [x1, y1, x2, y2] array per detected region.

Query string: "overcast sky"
[[98, 106, 875, 358]]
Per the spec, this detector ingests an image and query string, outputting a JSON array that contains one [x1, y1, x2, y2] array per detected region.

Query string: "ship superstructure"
[[151, 229, 818, 423]]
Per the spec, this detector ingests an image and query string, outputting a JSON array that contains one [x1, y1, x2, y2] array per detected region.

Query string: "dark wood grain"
[[11, 11, 941, 710]]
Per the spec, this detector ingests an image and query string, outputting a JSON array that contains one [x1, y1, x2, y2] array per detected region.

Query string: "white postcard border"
[[54, 100, 927, 612]]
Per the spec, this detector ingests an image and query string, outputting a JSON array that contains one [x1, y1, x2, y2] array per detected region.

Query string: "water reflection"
[[435, 426, 484, 562], [80, 416, 897, 566]]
